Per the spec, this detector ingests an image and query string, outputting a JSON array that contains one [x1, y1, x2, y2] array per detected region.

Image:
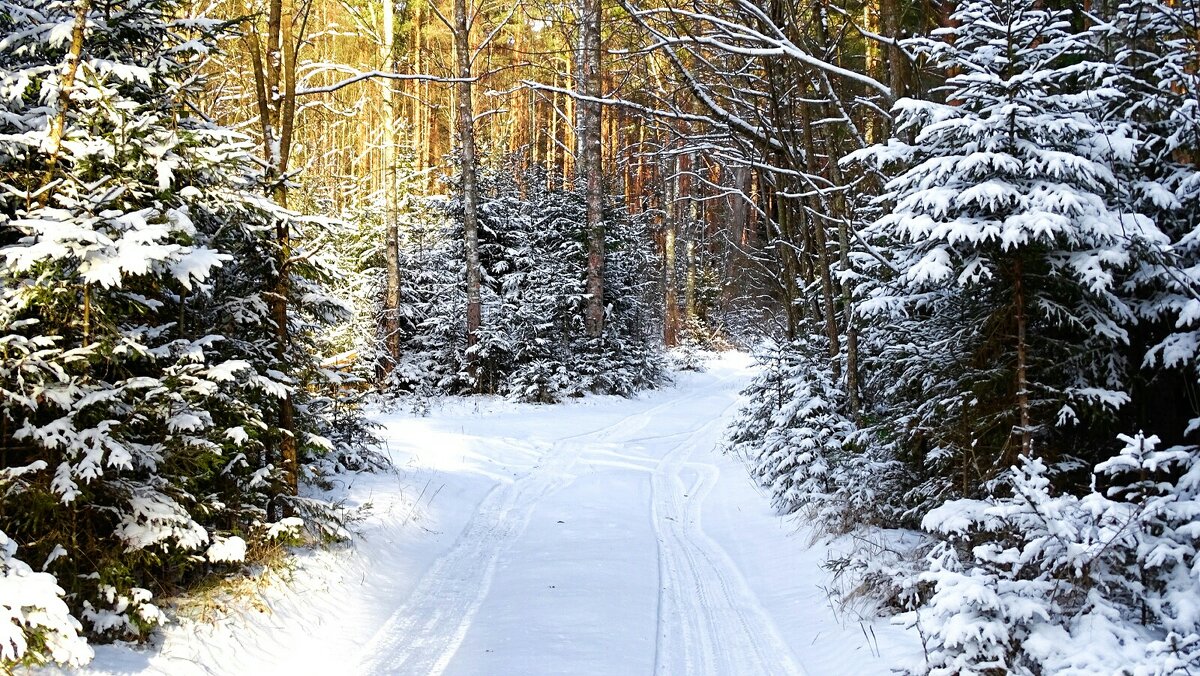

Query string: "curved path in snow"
[[75, 355, 913, 676], [358, 360, 805, 676]]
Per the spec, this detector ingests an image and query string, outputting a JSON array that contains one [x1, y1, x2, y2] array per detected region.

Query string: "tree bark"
[[1012, 258, 1032, 460], [579, 0, 605, 337], [381, 0, 402, 383], [685, 155, 700, 327], [826, 136, 859, 414], [801, 105, 841, 376], [775, 193, 801, 339], [455, 0, 483, 366], [663, 157, 680, 346], [40, 0, 90, 197], [881, 0, 906, 100], [245, 0, 303, 507]]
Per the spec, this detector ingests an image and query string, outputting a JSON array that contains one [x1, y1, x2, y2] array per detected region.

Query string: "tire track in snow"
[[651, 390, 806, 676], [357, 381, 721, 676]]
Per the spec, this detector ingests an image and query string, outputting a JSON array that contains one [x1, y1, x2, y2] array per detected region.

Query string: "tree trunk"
[[381, 0, 402, 384], [1012, 258, 1032, 460], [812, 216, 841, 379], [863, 0, 884, 143], [775, 194, 801, 339], [881, 0, 906, 101], [663, 158, 680, 346], [685, 157, 700, 326], [455, 0, 483, 367], [801, 108, 841, 376], [579, 0, 605, 337], [40, 0, 90, 196], [838, 216, 859, 414], [685, 237, 698, 324], [245, 0, 302, 508], [826, 138, 859, 414]]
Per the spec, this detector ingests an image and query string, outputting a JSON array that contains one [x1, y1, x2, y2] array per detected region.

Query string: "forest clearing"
[[4, 0, 1200, 672]]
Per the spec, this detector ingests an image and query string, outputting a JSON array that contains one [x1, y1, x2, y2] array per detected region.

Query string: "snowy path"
[[76, 355, 917, 676], [358, 365, 801, 676]]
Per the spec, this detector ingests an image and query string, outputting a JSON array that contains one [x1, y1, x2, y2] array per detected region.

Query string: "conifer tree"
[[0, 0, 368, 663], [847, 0, 1168, 496]]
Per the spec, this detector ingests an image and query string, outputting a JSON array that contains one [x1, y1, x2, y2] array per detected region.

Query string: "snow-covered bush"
[[0, 530, 91, 668], [728, 337, 907, 533], [910, 434, 1200, 674]]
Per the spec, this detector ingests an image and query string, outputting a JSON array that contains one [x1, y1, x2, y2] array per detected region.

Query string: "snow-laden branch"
[[506, 80, 715, 125], [628, 2, 893, 98], [295, 69, 476, 96]]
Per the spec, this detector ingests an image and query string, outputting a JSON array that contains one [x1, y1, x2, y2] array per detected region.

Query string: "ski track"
[[650, 392, 805, 676], [358, 380, 728, 675]]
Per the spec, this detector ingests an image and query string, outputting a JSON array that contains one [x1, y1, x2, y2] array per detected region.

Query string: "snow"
[[204, 538, 247, 564], [1, 531, 91, 667], [52, 355, 918, 675]]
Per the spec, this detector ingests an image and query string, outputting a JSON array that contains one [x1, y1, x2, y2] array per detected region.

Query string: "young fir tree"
[[0, 0, 369, 664], [846, 0, 1168, 500]]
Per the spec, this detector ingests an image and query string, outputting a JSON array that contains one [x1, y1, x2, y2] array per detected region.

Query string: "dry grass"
[[168, 538, 299, 625]]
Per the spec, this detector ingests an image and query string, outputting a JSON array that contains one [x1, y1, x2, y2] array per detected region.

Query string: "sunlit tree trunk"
[[40, 0, 90, 193], [663, 155, 680, 345], [381, 0, 403, 383], [578, 0, 605, 337], [244, 0, 302, 508], [455, 0, 482, 369]]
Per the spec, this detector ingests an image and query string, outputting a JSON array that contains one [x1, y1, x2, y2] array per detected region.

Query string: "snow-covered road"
[[77, 354, 916, 676]]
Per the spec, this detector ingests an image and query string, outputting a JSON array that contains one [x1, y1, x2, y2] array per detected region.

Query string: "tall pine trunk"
[[381, 0, 403, 383], [663, 157, 680, 346], [245, 0, 300, 508], [455, 0, 482, 369], [579, 0, 605, 337]]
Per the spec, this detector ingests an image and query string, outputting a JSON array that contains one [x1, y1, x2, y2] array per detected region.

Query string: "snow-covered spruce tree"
[[192, 191, 381, 488], [539, 177, 664, 400], [391, 197, 466, 397], [726, 334, 907, 534], [1091, 0, 1200, 442], [0, 0, 370, 662], [835, 1, 1200, 672], [725, 338, 851, 515], [396, 163, 663, 403], [487, 176, 587, 401], [845, 0, 1168, 503], [913, 433, 1200, 674]]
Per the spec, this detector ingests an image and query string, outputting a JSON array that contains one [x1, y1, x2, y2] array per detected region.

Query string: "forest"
[[2, 0, 1200, 671]]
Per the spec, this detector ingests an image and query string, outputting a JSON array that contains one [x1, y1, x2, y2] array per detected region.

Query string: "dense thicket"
[[366, 166, 664, 402], [727, 0, 1200, 671], [0, 0, 372, 666]]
